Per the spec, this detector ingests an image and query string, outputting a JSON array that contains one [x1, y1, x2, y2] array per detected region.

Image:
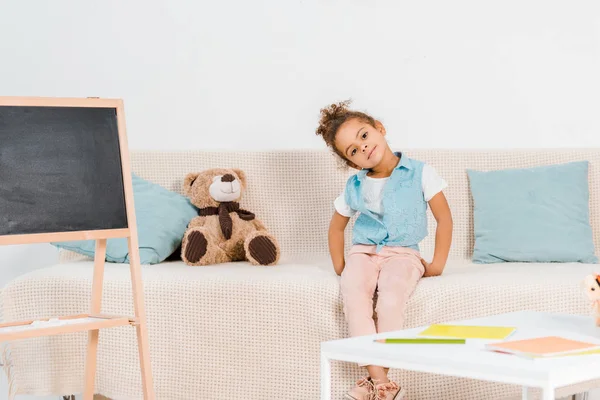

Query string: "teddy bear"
[[180, 168, 280, 266], [582, 274, 600, 326]]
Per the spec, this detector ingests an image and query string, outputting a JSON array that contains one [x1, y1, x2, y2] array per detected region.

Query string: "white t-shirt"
[[334, 164, 447, 220]]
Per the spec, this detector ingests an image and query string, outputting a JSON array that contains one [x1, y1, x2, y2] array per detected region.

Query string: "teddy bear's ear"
[[183, 173, 200, 196], [232, 169, 247, 189]]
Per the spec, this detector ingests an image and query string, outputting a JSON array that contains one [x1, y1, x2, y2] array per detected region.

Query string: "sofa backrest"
[[123, 148, 599, 262]]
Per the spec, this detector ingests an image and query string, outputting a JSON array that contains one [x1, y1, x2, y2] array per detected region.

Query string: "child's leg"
[[340, 246, 384, 398], [373, 248, 425, 384], [375, 248, 424, 333], [339, 246, 379, 337]]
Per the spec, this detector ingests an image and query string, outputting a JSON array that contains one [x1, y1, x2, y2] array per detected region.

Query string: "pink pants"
[[340, 245, 425, 338]]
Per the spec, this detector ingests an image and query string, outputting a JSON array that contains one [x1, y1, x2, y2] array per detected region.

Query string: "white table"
[[321, 311, 600, 400]]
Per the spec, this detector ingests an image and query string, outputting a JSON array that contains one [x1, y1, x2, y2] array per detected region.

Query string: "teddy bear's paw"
[[247, 235, 279, 266], [184, 230, 208, 264]]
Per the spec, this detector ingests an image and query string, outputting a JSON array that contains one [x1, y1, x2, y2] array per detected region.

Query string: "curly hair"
[[315, 99, 377, 167]]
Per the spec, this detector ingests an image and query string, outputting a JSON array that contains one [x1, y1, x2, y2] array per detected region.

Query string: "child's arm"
[[422, 191, 453, 277], [329, 211, 350, 276]]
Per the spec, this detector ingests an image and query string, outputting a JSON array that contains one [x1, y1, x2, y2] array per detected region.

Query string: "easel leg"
[[128, 237, 155, 399], [83, 239, 107, 400]]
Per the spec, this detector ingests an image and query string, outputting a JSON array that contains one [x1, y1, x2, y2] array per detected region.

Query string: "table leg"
[[582, 392, 590, 400], [542, 385, 554, 400], [321, 352, 332, 400]]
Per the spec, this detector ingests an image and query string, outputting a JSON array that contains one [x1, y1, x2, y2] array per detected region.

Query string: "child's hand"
[[420, 258, 431, 276], [420, 258, 444, 277]]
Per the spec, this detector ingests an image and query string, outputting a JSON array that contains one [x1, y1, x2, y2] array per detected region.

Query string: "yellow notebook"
[[418, 324, 516, 340]]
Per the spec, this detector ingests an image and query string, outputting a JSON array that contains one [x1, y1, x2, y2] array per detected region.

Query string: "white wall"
[[1, 0, 599, 152], [0, 0, 599, 398]]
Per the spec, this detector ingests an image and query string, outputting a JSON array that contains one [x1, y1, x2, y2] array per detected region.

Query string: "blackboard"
[[0, 105, 128, 235]]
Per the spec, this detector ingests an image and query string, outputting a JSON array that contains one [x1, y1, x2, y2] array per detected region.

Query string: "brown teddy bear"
[[180, 168, 280, 266]]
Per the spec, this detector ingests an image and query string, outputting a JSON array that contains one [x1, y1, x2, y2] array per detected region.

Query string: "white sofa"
[[1, 149, 600, 400]]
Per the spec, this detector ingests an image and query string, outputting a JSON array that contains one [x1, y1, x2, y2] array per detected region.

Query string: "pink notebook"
[[485, 336, 600, 358]]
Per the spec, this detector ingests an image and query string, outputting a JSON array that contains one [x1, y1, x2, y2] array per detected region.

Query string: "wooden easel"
[[0, 96, 155, 399]]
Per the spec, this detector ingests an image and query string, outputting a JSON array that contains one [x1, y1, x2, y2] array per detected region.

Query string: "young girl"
[[315, 100, 453, 400]]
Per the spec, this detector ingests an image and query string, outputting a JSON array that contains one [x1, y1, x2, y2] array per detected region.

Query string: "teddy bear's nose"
[[221, 174, 235, 183]]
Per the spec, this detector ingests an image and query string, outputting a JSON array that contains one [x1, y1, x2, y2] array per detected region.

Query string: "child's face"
[[334, 118, 388, 170]]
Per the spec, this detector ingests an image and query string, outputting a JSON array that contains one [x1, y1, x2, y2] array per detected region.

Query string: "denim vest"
[[344, 153, 428, 252]]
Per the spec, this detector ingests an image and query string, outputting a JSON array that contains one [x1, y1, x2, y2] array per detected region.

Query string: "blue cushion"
[[52, 174, 198, 264], [467, 161, 598, 264]]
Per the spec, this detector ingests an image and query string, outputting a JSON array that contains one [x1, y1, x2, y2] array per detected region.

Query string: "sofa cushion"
[[406, 261, 597, 329], [467, 161, 598, 264], [51, 174, 198, 265], [1, 257, 596, 400]]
